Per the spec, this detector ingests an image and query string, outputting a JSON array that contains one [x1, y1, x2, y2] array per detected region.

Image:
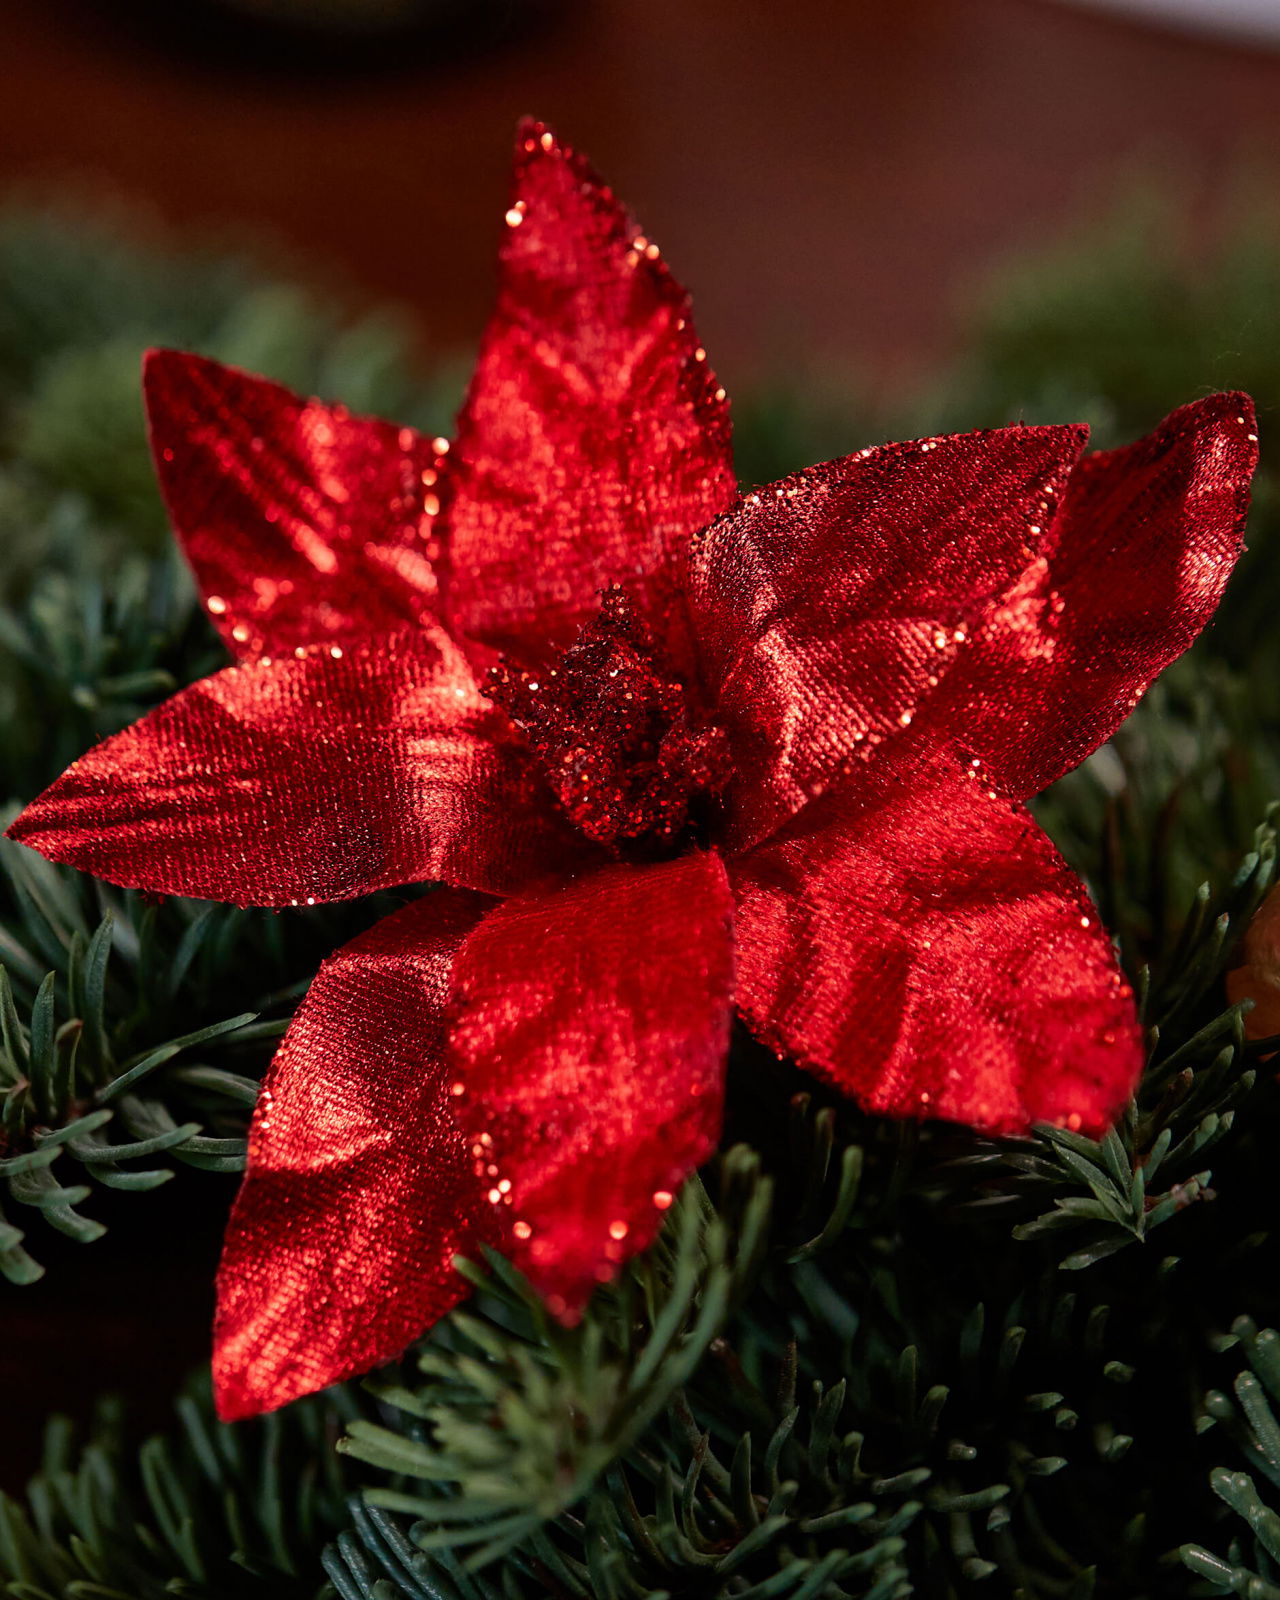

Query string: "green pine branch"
[[0, 820, 275, 1281], [944, 810, 1277, 1277], [3, 179, 1280, 1600], [0, 1374, 363, 1599], [1182, 1318, 1280, 1597]]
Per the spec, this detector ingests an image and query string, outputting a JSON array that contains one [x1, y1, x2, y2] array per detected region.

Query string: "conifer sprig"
[[3, 186, 1280, 1600], [0, 1376, 360, 1599]]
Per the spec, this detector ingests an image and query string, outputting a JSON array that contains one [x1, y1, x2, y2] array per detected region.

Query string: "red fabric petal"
[[730, 751, 1142, 1136], [688, 425, 1088, 851], [447, 851, 735, 1316], [441, 121, 736, 664], [921, 394, 1258, 799], [145, 350, 447, 656], [214, 891, 495, 1420], [8, 630, 590, 905]]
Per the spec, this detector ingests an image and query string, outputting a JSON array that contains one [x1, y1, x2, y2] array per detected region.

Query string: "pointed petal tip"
[[6, 794, 74, 858], [211, 892, 493, 1422], [141, 344, 223, 397], [449, 115, 732, 657], [143, 347, 291, 417], [731, 755, 1145, 1141], [1013, 1030, 1144, 1140], [1194, 388, 1255, 425], [504, 119, 633, 232], [453, 854, 733, 1320], [141, 345, 184, 416], [512, 115, 570, 163], [512, 1145, 713, 1323], [212, 1362, 331, 1422], [514, 112, 553, 144], [506, 117, 603, 208], [212, 1374, 267, 1425], [212, 1354, 354, 1422], [142, 347, 255, 446], [1066, 418, 1091, 455], [1139, 390, 1258, 464], [3, 798, 171, 901]]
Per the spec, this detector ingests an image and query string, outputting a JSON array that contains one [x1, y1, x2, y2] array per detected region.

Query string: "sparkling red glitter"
[[488, 586, 730, 850], [6, 119, 1259, 1419]]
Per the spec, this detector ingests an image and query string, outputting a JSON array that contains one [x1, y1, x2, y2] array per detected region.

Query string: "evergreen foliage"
[[1, 197, 1279, 1598], [1182, 1317, 1280, 1598], [0, 1377, 361, 1598]]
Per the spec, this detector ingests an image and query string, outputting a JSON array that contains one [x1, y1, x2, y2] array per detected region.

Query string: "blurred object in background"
[[1052, 0, 1280, 47], [4, 0, 1280, 404], [3, 100, 1280, 1497], [0, 201, 462, 586], [63, 0, 568, 74], [3, 0, 1280, 1507], [222, 0, 459, 26]]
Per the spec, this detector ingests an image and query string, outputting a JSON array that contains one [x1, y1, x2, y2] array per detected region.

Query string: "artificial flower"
[[9, 121, 1258, 1417]]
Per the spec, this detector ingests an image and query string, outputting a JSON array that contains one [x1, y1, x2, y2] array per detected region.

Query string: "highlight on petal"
[[214, 891, 495, 1420], [730, 749, 1142, 1136], [447, 850, 735, 1316], [8, 629, 590, 906], [688, 424, 1089, 851], [441, 120, 736, 665], [921, 394, 1258, 799], [145, 349, 447, 656]]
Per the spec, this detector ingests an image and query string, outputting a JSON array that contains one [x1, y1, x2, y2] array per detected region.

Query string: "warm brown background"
[[5, 0, 1280, 400], [3, 0, 1280, 1482]]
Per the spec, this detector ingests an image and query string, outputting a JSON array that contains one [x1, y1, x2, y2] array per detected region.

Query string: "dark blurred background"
[[3, 0, 1280, 1487], [4, 0, 1280, 401]]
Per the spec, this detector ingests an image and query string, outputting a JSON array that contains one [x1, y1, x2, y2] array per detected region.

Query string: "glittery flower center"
[[488, 586, 730, 851]]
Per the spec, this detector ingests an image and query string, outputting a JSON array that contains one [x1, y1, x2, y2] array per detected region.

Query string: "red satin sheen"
[[441, 120, 737, 666], [731, 749, 1143, 1134], [450, 851, 735, 1315], [10, 629, 590, 904], [216, 855, 733, 1415], [5, 121, 1261, 1421], [688, 426, 1087, 850], [145, 350, 447, 657], [917, 393, 1257, 799], [214, 891, 495, 1421]]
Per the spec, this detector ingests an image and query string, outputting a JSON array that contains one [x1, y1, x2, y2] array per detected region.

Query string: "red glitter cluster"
[[6, 120, 1258, 1421], [488, 586, 730, 849]]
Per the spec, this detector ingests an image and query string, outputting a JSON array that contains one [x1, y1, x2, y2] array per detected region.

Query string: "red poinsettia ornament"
[[9, 122, 1258, 1421]]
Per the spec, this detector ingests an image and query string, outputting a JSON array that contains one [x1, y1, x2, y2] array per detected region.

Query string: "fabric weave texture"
[[8, 120, 1259, 1419]]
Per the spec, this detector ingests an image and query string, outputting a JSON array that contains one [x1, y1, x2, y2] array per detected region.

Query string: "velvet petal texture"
[[214, 852, 735, 1417], [5, 115, 1261, 1428], [921, 394, 1259, 800], [442, 120, 737, 664], [145, 349, 447, 657], [730, 750, 1143, 1135], [688, 425, 1088, 850], [214, 890, 495, 1421], [10, 630, 589, 905], [449, 851, 735, 1316]]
